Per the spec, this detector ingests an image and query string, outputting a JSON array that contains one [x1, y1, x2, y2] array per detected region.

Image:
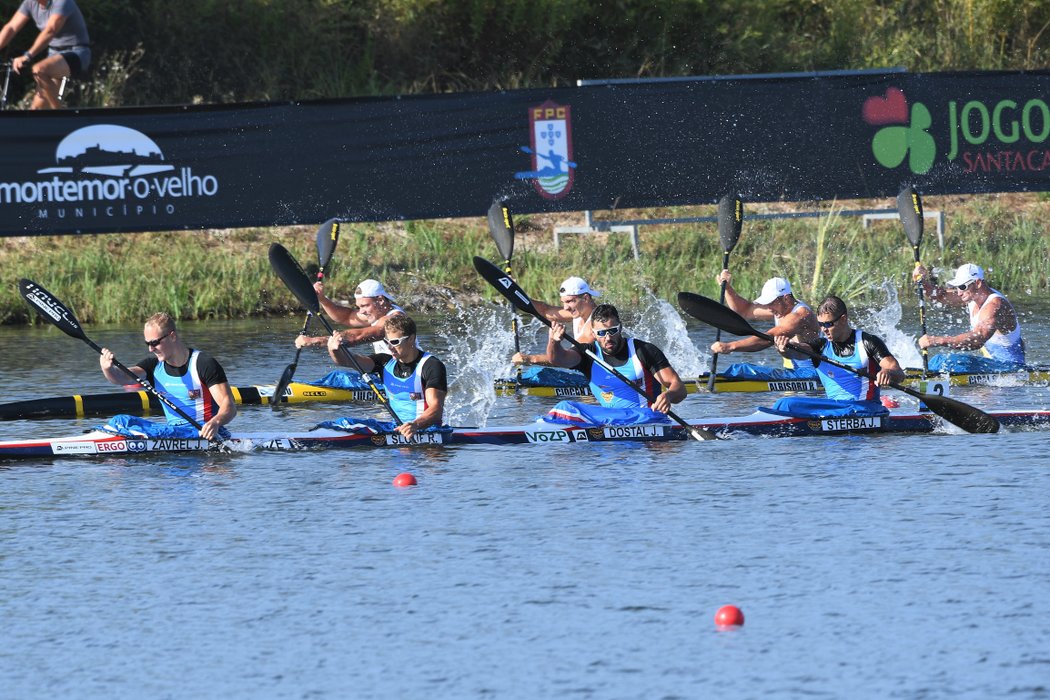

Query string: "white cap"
[[354, 279, 392, 300], [559, 276, 601, 298], [754, 277, 792, 304], [947, 263, 984, 288]]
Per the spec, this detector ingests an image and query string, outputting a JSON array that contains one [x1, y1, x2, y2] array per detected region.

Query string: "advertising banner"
[[1, 70, 1049, 236]]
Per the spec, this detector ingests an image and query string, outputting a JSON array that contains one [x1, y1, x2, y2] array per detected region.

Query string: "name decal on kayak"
[[382, 433, 444, 446], [150, 438, 207, 451], [818, 416, 882, 432], [602, 425, 664, 439], [767, 380, 820, 392]]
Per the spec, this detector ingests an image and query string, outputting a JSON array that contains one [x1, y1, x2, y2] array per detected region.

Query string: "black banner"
[[2, 69, 1050, 236]]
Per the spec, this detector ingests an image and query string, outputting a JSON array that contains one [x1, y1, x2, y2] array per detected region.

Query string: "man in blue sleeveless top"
[[913, 262, 1025, 366], [99, 313, 237, 441], [326, 314, 447, 439], [772, 296, 905, 416], [543, 303, 687, 414]]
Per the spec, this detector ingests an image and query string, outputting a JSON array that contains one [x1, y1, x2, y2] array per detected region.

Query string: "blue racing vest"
[[587, 338, 653, 408], [152, 350, 219, 424], [815, 330, 879, 402], [383, 353, 434, 421]]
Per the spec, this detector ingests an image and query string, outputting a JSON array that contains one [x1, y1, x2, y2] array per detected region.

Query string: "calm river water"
[[1, 293, 1048, 699]]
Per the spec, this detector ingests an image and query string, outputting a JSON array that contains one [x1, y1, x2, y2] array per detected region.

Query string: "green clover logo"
[[872, 103, 936, 174]]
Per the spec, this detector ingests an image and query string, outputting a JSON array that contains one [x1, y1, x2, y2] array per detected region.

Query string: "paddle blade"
[[897, 186, 924, 247], [914, 390, 999, 434], [473, 256, 547, 324], [487, 200, 515, 263], [270, 360, 297, 411], [717, 194, 744, 252], [678, 291, 769, 341], [315, 217, 343, 271], [269, 243, 321, 314], [19, 278, 87, 341]]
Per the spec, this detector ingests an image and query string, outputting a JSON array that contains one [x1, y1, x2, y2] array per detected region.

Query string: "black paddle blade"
[[717, 194, 743, 252], [897, 186, 924, 247], [19, 278, 87, 341], [473, 256, 546, 324], [270, 360, 297, 411], [315, 218, 342, 271], [678, 291, 769, 341], [916, 391, 999, 434], [487, 200, 515, 263], [269, 243, 321, 315]]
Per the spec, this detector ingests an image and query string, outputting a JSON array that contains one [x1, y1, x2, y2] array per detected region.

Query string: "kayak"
[[4, 363, 1048, 421], [2, 407, 1047, 459]]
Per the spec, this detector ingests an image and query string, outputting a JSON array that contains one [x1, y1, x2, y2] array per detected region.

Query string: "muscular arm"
[[530, 298, 573, 324], [922, 297, 1003, 351], [0, 10, 29, 51], [200, 381, 237, 440], [326, 335, 377, 371], [650, 366, 686, 413], [544, 323, 582, 369]]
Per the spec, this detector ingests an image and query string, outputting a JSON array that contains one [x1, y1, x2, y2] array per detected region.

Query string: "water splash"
[[436, 300, 517, 427], [632, 292, 708, 377], [858, 280, 923, 369]]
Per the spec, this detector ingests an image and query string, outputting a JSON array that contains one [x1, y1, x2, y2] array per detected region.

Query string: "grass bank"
[[1, 193, 1047, 327]]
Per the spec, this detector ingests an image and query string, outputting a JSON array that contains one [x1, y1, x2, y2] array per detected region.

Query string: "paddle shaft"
[[706, 249, 732, 392], [912, 250, 929, 376], [503, 258, 523, 379]]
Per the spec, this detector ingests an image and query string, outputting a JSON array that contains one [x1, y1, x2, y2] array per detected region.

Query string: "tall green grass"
[[17, 0, 1047, 108], [1, 194, 1047, 326]]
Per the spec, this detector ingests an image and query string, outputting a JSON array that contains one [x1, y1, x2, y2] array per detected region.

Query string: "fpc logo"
[[515, 100, 576, 199], [863, 88, 936, 174]]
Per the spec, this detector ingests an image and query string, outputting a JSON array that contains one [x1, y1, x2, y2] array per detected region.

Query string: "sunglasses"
[[145, 329, 173, 348], [952, 281, 974, 291], [818, 315, 843, 329], [594, 325, 621, 338], [384, 335, 412, 347]]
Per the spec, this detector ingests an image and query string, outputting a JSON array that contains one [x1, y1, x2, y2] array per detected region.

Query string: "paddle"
[[18, 278, 222, 443], [268, 242, 403, 425], [707, 194, 744, 392], [474, 256, 717, 442], [897, 186, 929, 377], [677, 292, 1000, 434], [271, 218, 343, 410], [487, 200, 523, 377]]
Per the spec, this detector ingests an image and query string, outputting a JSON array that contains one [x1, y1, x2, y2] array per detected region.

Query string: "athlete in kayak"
[[99, 312, 237, 441], [543, 303, 687, 414], [913, 262, 1025, 366], [772, 295, 905, 417], [297, 278, 406, 353], [326, 314, 447, 439]]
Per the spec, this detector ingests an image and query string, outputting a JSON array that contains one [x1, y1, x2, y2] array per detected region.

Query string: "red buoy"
[[392, 472, 417, 487], [714, 605, 744, 627], [880, 395, 901, 409]]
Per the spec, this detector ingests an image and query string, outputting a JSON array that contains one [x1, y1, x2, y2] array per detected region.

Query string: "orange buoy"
[[392, 472, 417, 487], [714, 604, 744, 627]]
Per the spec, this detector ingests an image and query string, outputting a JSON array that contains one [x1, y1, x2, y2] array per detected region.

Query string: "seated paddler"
[[326, 314, 447, 439], [99, 312, 237, 440], [770, 295, 905, 418], [543, 303, 687, 421]]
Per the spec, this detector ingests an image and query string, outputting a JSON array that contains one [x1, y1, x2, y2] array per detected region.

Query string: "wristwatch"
[[23, 51, 32, 60]]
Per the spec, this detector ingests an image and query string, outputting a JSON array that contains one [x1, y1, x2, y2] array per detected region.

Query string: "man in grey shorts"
[[0, 0, 91, 109]]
